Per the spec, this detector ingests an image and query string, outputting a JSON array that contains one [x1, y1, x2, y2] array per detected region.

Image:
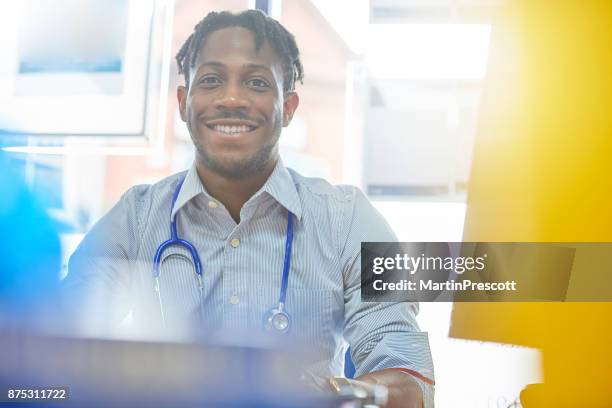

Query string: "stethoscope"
[[152, 177, 295, 334]]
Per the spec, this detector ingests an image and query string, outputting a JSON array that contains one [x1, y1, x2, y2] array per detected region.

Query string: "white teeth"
[[212, 125, 252, 134]]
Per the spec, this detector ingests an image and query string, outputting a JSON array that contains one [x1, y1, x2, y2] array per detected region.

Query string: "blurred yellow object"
[[450, 1, 612, 406]]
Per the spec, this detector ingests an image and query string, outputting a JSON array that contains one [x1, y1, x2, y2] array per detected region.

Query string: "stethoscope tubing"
[[152, 177, 294, 333]]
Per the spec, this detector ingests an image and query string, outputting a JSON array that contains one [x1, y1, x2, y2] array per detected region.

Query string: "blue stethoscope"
[[152, 178, 295, 334]]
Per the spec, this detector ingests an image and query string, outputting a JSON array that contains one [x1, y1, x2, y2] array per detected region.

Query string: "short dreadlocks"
[[176, 9, 304, 94]]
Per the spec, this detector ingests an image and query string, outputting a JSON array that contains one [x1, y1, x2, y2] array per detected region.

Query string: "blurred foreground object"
[[0, 331, 367, 408], [0, 152, 62, 332], [451, 1, 612, 407]]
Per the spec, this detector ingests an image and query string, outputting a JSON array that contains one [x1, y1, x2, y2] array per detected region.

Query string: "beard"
[[191, 131, 280, 180]]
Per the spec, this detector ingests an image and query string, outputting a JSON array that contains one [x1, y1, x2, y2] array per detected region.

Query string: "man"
[[64, 10, 434, 408]]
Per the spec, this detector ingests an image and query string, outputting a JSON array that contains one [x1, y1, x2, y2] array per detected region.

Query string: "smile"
[[206, 124, 257, 135]]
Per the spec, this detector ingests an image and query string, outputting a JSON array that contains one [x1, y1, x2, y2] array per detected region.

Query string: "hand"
[[355, 369, 424, 408], [328, 376, 388, 407]]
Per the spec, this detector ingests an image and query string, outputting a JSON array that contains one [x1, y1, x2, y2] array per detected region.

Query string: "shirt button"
[[229, 295, 239, 305], [230, 238, 240, 248], [208, 200, 218, 209]]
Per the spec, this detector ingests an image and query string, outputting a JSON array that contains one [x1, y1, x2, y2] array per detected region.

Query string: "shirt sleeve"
[[339, 187, 435, 407], [61, 186, 144, 337]]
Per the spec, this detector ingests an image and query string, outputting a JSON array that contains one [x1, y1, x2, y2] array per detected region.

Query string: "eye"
[[198, 75, 221, 87], [246, 78, 270, 90]]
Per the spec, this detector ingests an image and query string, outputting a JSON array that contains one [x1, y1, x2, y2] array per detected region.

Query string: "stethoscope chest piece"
[[263, 306, 291, 334]]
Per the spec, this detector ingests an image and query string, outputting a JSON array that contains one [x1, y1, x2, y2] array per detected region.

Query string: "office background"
[[7, 0, 610, 406]]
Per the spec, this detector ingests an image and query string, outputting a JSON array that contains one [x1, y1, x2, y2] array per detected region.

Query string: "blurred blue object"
[[344, 347, 356, 379], [0, 152, 61, 328]]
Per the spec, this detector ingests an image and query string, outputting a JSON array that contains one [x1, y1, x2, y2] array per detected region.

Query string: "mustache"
[[199, 111, 262, 124]]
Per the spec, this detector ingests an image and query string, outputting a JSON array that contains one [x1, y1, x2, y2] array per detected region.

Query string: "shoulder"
[[120, 171, 186, 205], [287, 168, 396, 243], [77, 172, 188, 253], [115, 171, 187, 221], [288, 168, 366, 204], [104, 171, 187, 236]]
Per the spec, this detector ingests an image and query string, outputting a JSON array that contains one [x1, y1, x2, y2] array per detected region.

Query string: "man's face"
[[177, 26, 299, 179]]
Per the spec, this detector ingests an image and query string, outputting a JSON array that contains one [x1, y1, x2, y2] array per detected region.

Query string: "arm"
[[338, 188, 435, 408], [343, 298, 435, 408], [61, 187, 142, 336]]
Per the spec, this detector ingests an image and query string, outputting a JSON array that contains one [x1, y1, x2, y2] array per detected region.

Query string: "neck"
[[195, 158, 277, 223]]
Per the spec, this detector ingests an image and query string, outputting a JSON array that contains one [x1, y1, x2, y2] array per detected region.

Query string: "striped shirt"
[[64, 159, 434, 406]]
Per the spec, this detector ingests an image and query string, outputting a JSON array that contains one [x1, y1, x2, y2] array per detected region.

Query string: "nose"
[[214, 82, 250, 111]]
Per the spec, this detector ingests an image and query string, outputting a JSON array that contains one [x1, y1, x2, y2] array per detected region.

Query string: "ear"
[[282, 92, 300, 127], [177, 85, 188, 122]]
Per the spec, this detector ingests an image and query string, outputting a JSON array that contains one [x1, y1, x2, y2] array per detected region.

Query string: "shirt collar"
[[257, 158, 303, 221], [171, 159, 303, 221], [170, 162, 206, 220]]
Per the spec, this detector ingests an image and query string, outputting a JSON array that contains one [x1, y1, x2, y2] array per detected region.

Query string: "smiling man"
[[63, 10, 434, 408]]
